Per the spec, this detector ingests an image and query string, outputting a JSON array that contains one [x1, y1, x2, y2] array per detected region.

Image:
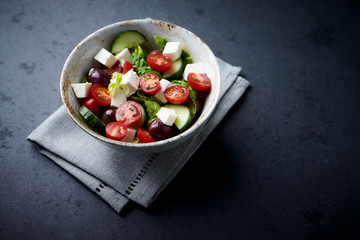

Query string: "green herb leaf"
[[129, 95, 146, 102], [108, 72, 124, 96], [130, 88, 163, 105], [130, 45, 161, 77], [181, 50, 193, 65], [154, 36, 168, 51], [145, 100, 161, 125], [81, 75, 88, 83]]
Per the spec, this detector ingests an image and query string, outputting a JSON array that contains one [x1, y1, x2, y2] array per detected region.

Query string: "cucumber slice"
[[78, 106, 106, 134], [163, 58, 185, 80], [110, 30, 147, 55], [164, 104, 192, 132], [132, 102, 147, 129]]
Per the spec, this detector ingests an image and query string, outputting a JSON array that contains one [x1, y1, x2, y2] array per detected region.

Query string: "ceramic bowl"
[[60, 19, 221, 154]]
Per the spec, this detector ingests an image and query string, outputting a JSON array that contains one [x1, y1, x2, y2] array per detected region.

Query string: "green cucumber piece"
[[163, 58, 185, 80], [132, 102, 147, 129], [78, 106, 106, 134], [164, 104, 192, 132], [110, 30, 147, 55]]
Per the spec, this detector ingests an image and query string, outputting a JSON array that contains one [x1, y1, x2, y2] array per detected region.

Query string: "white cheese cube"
[[121, 127, 137, 142], [154, 79, 172, 103], [156, 107, 177, 126], [183, 63, 207, 81], [110, 88, 127, 108], [120, 69, 140, 97], [71, 82, 92, 98], [115, 48, 132, 67], [94, 48, 117, 68], [163, 42, 182, 61]]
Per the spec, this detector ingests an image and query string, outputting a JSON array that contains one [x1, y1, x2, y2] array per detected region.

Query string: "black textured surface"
[[1, 0, 360, 239]]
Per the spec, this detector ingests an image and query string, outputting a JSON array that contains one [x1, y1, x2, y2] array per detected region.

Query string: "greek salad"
[[72, 30, 212, 143]]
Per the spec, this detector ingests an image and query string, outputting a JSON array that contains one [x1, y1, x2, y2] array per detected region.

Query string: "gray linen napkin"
[[27, 58, 250, 213]]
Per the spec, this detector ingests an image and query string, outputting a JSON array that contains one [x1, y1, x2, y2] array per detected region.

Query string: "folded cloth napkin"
[[27, 57, 250, 213]]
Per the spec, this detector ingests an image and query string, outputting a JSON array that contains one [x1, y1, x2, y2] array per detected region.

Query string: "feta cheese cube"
[[156, 107, 177, 126], [121, 127, 137, 142], [94, 48, 117, 68], [120, 69, 140, 97], [71, 82, 92, 98], [183, 63, 207, 80], [154, 79, 172, 103], [110, 88, 127, 108], [115, 48, 132, 67], [163, 42, 182, 61]]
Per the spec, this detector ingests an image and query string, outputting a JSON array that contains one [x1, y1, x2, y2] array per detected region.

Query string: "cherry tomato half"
[[187, 72, 212, 91], [139, 73, 161, 95], [122, 61, 133, 74], [147, 53, 173, 72], [115, 101, 142, 127], [137, 128, 156, 143], [164, 86, 189, 104], [90, 83, 111, 107], [82, 98, 100, 116], [105, 122, 128, 140]]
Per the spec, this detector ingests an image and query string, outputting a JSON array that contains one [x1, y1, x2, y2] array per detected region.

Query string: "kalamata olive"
[[149, 50, 162, 55], [101, 107, 117, 125], [195, 98, 203, 114], [101, 68, 115, 79], [196, 87, 211, 100], [101, 61, 123, 80], [111, 61, 123, 73], [88, 68, 111, 85], [148, 119, 174, 141]]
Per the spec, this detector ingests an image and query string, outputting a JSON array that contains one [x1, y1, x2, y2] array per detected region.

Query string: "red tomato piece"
[[147, 53, 173, 72], [122, 61, 133, 74], [115, 101, 142, 127], [90, 83, 111, 107], [139, 73, 161, 95], [82, 98, 100, 116], [164, 86, 189, 104], [105, 122, 128, 140], [187, 72, 212, 91], [137, 128, 156, 143]]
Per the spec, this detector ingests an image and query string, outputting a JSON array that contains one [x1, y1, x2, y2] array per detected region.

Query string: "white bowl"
[[60, 19, 221, 154]]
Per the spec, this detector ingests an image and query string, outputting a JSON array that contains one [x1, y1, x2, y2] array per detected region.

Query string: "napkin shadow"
[[143, 140, 238, 213], [144, 88, 250, 213]]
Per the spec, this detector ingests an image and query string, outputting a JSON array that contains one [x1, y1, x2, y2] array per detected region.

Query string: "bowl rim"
[[60, 18, 221, 149]]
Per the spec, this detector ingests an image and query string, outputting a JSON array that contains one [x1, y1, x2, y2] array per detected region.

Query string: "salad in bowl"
[[60, 19, 220, 153]]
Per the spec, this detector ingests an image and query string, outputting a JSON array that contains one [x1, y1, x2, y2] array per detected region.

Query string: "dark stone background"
[[1, 0, 359, 239]]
